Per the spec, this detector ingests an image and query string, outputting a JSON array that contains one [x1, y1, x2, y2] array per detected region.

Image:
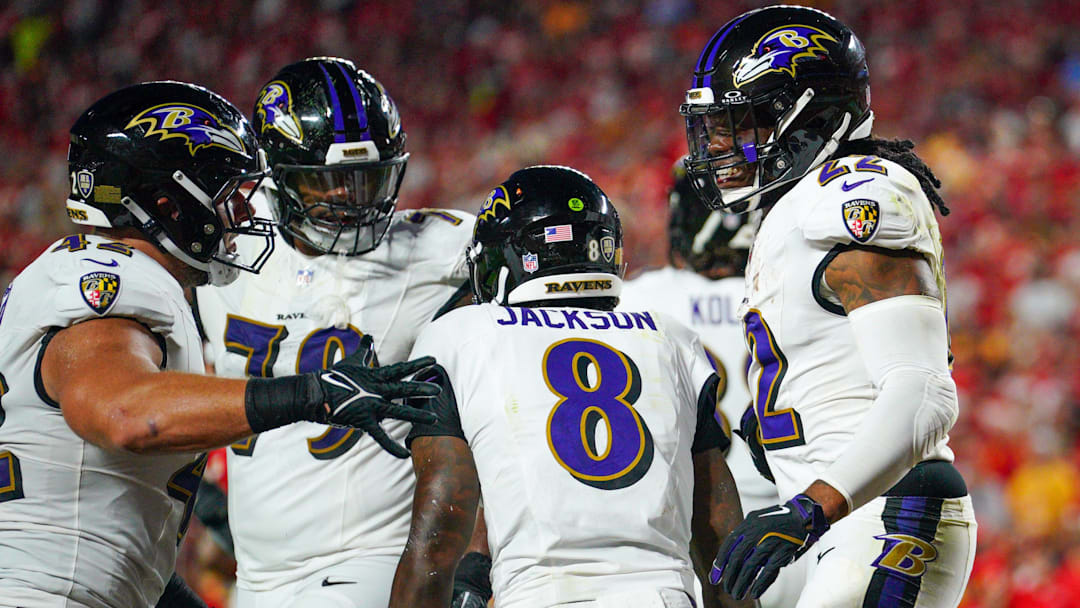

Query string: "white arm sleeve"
[[817, 295, 959, 513]]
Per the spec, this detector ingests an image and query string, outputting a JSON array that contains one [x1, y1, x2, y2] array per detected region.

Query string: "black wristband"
[[244, 374, 325, 433], [455, 551, 493, 598]]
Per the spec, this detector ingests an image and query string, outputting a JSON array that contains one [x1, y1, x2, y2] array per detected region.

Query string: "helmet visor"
[[275, 157, 407, 255]]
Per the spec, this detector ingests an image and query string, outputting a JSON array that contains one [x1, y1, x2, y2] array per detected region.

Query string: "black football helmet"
[[467, 166, 624, 307], [67, 81, 273, 286], [680, 5, 872, 212], [668, 158, 756, 278], [253, 57, 407, 255]]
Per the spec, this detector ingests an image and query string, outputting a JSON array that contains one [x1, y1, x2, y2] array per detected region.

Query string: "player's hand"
[[734, 404, 774, 483], [312, 335, 440, 458], [710, 494, 830, 600], [451, 552, 492, 608]]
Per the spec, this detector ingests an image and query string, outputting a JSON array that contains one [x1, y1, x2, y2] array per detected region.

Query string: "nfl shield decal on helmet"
[[601, 236, 615, 263], [75, 170, 94, 199], [842, 199, 880, 243], [522, 253, 539, 273], [80, 271, 120, 315]]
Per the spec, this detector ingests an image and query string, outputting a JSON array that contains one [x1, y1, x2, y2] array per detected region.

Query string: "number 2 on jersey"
[[543, 339, 654, 490], [223, 316, 365, 459], [744, 309, 805, 449]]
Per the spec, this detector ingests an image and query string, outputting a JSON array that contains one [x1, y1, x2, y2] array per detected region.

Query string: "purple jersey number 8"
[[543, 338, 654, 490]]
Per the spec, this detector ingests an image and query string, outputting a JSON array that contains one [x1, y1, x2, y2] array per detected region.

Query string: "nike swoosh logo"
[[817, 546, 837, 562], [841, 178, 874, 191], [321, 577, 356, 587], [759, 505, 791, 518], [82, 258, 119, 267]]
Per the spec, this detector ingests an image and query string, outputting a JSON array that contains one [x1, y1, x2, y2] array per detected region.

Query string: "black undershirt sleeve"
[[692, 373, 730, 454], [406, 363, 465, 446]]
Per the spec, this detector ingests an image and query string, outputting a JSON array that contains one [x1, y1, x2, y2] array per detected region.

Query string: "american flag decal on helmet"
[[544, 225, 573, 243]]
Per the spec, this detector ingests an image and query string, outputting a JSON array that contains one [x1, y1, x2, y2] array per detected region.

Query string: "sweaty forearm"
[[391, 436, 480, 608], [98, 372, 252, 453], [97, 372, 327, 453], [693, 450, 752, 608]]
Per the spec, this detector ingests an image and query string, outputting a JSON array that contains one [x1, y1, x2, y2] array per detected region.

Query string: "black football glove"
[[310, 335, 440, 458], [155, 572, 209, 608], [193, 479, 233, 556], [734, 403, 774, 483], [451, 552, 492, 608], [710, 494, 830, 600]]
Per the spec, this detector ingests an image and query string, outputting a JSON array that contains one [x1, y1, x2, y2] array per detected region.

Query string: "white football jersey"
[[197, 207, 474, 590], [740, 155, 953, 500], [0, 234, 204, 608], [620, 268, 779, 515], [408, 303, 728, 608]]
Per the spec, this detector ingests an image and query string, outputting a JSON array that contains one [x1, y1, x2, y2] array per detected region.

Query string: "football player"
[[619, 160, 806, 608], [389, 165, 753, 608], [195, 58, 478, 608], [680, 6, 977, 606], [0, 82, 437, 608]]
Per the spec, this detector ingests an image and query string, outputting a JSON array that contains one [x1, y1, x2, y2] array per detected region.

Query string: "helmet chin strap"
[[120, 196, 239, 286], [718, 105, 867, 213], [494, 267, 511, 304], [718, 174, 762, 213], [805, 111, 853, 174], [848, 111, 875, 140]]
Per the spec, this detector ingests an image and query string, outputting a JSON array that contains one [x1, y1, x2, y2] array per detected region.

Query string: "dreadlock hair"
[[833, 138, 950, 216]]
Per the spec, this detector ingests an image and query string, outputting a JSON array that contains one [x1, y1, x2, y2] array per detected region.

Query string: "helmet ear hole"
[[155, 197, 180, 222]]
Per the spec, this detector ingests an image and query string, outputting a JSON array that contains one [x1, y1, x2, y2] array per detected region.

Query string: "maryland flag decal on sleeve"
[[80, 272, 120, 315]]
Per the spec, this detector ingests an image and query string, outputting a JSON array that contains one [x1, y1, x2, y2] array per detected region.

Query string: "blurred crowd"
[[2, 0, 1079, 605]]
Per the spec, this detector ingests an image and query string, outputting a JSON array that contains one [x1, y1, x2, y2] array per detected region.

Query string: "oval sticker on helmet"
[[601, 236, 616, 263], [568, 198, 584, 211]]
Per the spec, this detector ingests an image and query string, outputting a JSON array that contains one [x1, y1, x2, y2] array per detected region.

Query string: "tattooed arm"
[[692, 448, 756, 608], [823, 246, 940, 312], [390, 435, 481, 608], [804, 245, 951, 520]]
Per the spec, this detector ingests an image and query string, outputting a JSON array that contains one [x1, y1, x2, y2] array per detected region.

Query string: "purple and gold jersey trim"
[[0, 451, 25, 503]]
